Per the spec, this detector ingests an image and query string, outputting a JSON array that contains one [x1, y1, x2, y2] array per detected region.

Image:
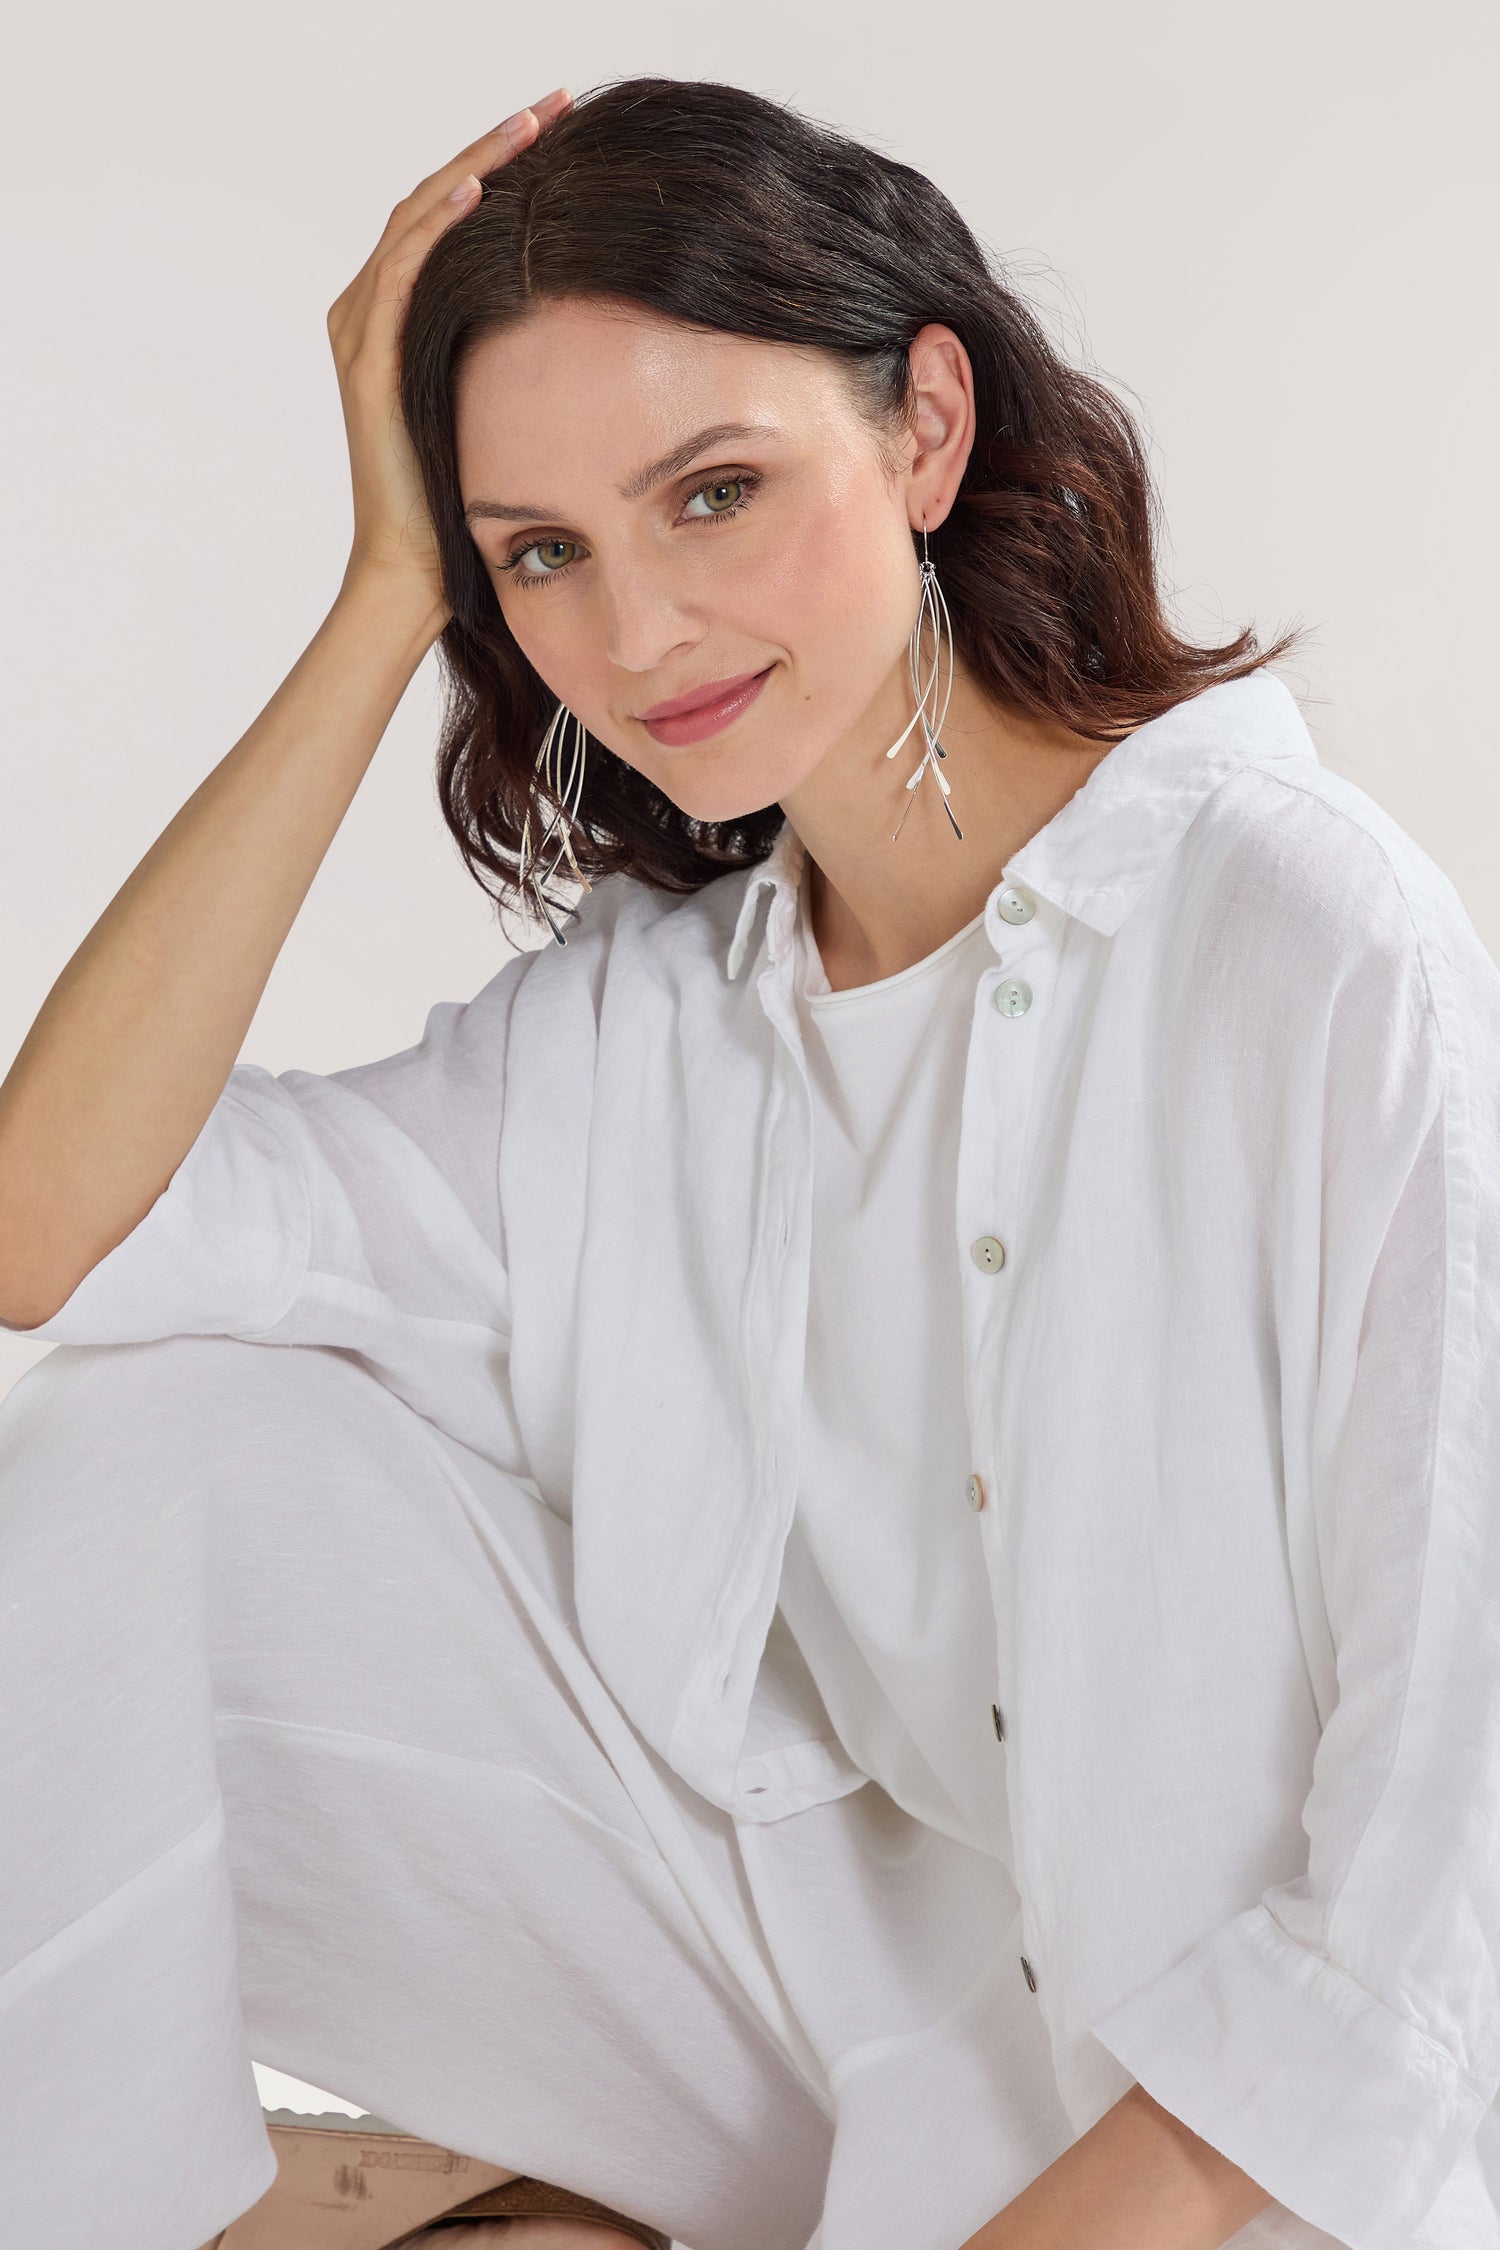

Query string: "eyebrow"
[[462, 421, 779, 525]]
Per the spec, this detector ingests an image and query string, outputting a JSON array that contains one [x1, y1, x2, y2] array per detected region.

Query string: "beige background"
[[1, 0, 1496, 2126]]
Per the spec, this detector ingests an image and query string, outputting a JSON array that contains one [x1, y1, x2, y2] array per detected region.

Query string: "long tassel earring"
[[518, 700, 594, 946], [884, 520, 962, 843]]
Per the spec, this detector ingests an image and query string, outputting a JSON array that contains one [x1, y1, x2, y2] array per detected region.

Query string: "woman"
[[2, 73, 1498, 2250]]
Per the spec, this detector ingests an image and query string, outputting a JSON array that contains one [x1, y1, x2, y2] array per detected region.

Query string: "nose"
[[596, 550, 703, 679]]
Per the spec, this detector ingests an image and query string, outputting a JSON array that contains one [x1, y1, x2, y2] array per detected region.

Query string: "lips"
[[639, 666, 773, 747]]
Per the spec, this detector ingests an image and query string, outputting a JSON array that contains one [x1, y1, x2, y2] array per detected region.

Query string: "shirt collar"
[[726, 668, 1317, 979], [726, 819, 809, 980]]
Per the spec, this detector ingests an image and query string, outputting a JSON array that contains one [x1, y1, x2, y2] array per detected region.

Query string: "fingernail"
[[498, 107, 536, 141], [447, 174, 479, 204]]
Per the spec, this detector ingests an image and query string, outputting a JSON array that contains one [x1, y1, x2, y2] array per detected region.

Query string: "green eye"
[[687, 478, 746, 516], [517, 538, 579, 573]]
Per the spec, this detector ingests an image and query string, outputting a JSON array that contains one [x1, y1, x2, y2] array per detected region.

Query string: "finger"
[[388, 96, 551, 246], [330, 96, 566, 345], [344, 90, 569, 335], [389, 89, 571, 241], [442, 88, 571, 180], [443, 87, 569, 188], [528, 84, 574, 126], [395, 116, 534, 228]]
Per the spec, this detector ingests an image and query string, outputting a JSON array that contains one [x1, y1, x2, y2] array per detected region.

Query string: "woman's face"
[[453, 298, 953, 824]]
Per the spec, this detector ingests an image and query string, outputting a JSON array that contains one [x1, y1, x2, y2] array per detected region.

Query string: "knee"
[[1, 1334, 273, 1464], [0, 1334, 435, 1610], [0, 1335, 403, 1512]]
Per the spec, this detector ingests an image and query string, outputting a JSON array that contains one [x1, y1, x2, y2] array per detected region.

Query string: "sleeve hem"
[[216, 1080, 314, 1337], [0, 1071, 314, 1346], [1088, 1902, 1487, 2249]]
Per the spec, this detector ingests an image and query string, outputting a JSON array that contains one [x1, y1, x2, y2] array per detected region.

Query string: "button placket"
[[962, 877, 1043, 1314], [966, 884, 1048, 2007], [957, 881, 1047, 1593], [958, 879, 1049, 1927]]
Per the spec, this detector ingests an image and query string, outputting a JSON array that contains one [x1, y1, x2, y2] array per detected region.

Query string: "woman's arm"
[[0, 571, 445, 1330], [0, 95, 568, 1329], [959, 2083, 1271, 2250]]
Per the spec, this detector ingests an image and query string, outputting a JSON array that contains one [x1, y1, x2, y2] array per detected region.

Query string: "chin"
[[628, 735, 817, 829], [660, 780, 799, 828]]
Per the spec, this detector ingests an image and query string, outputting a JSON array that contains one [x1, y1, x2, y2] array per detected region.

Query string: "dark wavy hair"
[[399, 75, 1305, 935]]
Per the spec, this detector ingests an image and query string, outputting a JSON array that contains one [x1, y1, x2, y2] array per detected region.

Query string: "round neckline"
[[798, 888, 990, 1007]]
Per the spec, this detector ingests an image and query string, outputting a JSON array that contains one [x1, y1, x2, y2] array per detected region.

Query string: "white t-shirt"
[[777, 875, 1015, 1867]]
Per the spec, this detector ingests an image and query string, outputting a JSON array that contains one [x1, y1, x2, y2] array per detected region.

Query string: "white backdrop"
[[1, 0, 1496, 2131], [4, 0, 1498, 1412]]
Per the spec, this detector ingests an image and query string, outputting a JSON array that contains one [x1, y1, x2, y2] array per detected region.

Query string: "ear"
[[903, 323, 976, 535]]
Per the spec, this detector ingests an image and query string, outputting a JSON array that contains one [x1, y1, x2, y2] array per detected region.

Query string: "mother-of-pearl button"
[[995, 883, 1035, 924], [993, 978, 1032, 1016], [969, 1236, 1006, 1273]]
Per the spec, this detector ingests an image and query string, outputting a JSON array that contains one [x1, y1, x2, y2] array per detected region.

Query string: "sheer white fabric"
[[8, 669, 1500, 2247]]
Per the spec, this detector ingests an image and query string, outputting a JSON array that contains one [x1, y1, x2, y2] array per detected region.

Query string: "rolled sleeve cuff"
[[0, 1077, 311, 1346], [1089, 1903, 1487, 2249]]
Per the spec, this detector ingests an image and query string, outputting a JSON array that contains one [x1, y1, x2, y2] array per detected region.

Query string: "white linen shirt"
[[11, 667, 1500, 2250]]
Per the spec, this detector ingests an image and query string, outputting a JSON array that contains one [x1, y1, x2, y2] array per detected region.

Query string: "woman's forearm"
[[959, 2083, 1272, 2250], [0, 565, 447, 1326], [0, 108, 570, 1331]]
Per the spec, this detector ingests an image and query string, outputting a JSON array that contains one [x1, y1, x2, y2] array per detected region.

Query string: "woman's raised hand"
[[326, 89, 574, 609], [0, 97, 578, 1330]]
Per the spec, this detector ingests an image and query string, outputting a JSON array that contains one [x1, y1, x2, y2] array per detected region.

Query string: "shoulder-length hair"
[[399, 75, 1305, 936]]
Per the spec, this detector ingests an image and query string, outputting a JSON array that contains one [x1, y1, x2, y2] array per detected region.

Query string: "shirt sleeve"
[[0, 954, 533, 1472], [1087, 875, 1500, 2248]]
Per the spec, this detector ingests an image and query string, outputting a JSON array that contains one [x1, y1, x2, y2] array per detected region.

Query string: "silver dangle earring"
[[518, 700, 594, 946], [884, 520, 962, 843]]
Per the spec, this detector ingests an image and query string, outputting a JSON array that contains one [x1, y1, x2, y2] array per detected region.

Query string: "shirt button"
[[965, 1474, 986, 1512], [969, 1235, 1007, 1273], [993, 978, 1032, 1017], [1020, 1955, 1038, 1993], [996, 883, 1036, 925], [991, 1702, 1006, 1741]]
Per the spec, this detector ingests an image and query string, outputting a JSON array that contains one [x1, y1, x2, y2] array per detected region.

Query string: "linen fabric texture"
[[5, 669, 1500, 2248], [0, 1326, 1079, 2250]]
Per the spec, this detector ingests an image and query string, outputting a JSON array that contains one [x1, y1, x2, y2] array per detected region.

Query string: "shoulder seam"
[[1240, 760, 1447, 1075]]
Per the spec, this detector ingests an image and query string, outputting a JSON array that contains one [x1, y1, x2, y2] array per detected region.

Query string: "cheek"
[[742, 489, 909, 662], [765, 492, 916, 698], [497, 586, 605, 709]]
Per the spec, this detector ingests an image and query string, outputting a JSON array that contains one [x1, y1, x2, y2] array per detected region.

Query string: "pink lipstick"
[[639, 666, 773, 747]]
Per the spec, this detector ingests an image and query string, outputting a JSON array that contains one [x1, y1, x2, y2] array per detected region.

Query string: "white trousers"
[[0, 1335, 1076, 2250]]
